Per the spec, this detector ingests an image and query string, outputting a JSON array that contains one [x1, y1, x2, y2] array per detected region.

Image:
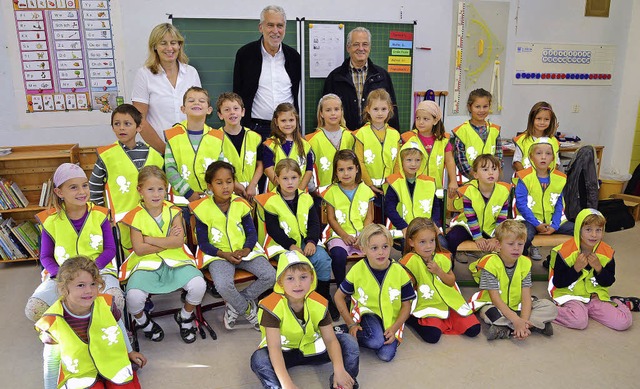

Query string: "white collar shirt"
[[251, 43, 293, 120]]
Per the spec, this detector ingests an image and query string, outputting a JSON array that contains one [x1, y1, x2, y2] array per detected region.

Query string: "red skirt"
[[417, 308, 480, 335]]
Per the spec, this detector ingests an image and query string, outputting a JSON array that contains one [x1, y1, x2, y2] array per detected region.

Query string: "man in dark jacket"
[[322, 27, 399, 131], [233, 5, 301, 141]]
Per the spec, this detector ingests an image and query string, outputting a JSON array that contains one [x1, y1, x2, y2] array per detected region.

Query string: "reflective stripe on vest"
[[400, 252, 473, 318], [165, 121, 224, 193], [347, 259, 412, 341], [35, 295, 132, 388], [449, 180, 511, 237], [258, 291, 328, 356], [36, 203, 117, 276], [321, 183, 374, 241], [468, 254, 531, 311], [516, 167, 567, 225], [452, 121, 500, 164], [118, 201, 196, 281], [306, 128, 355, 189], [354, 124, 401, 187], [190, 195, 265, 268]]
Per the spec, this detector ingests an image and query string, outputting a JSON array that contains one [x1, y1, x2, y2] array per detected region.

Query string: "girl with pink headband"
[[25, 163, 123, 388]]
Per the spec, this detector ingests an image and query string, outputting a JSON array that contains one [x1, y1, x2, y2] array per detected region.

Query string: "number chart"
[[13, 0, 119, 113]]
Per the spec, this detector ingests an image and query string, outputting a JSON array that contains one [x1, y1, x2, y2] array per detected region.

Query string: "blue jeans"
[[356, 314, 399, 362], [523, 221, 575, 253], [250, 333, 360, 389], [308, 246, 332, 282]]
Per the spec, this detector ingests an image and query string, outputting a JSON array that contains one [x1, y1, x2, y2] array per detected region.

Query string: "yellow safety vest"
[[165, 121, 224, 193], [452, 120, 500, 164], [400, 130, 451, 189], [118, 201, 197, 281], [189, 195, 265, 268], [353, 123, 401, 187], [36, 203, 117, 276], [450, 180, 512, 237], [400, 252, 473, 318], [384, 173, 436, 232], [516, 167, 567, 225], [97, 142, 164, 221], [347, 259, 413, 341], [264, 137, 312, 192], [321, 183, 374, 241], [254, 190, 314, 258], [305, 127, 355, 191], [549, 238, 614, 305], [219, 127, 262, 188], [35, 295, 132, 389], [468, 253, 531, 312], [513, 133, 560, 170]]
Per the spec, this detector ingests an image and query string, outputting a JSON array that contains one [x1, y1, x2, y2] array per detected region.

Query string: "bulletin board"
[[513, 42, 616, 85], [11, 0, 120, 113], [303, 20, 415, 133]]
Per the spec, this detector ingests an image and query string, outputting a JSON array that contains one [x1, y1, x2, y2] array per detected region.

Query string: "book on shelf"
[[0, 218, 29, 259], [39, 179, 53, 208], [14, 221, 40, 257], [0, 178, 29, 209], [8, 181, 29, 207]]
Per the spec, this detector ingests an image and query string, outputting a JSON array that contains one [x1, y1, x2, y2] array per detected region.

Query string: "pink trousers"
[[554, 298, 632, 331]]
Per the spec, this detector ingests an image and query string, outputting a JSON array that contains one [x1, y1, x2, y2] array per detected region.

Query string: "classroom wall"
[[0, 0, 637, 173]]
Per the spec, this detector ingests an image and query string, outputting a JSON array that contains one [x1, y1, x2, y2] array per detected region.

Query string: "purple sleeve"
[[242, 213, 258, 250], [39, 232, 60, 277], [263, 145, 275, 169], [305, 150, 314, 172], [94, 219, 116, 270]]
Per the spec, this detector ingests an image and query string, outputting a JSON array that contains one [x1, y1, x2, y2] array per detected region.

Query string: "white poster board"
[[308, 23, 344, 78], [513, 42, 616, 85]]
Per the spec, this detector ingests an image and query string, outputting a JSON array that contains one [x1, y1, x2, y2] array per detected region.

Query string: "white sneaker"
[[529, 246, 542, 261], [223, 303, 240, 330], [245, 299, 261, 331]]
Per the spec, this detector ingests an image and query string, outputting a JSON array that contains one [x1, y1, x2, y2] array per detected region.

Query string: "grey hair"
[[260, 5, 286, 23], [347, 27, 371, 47]]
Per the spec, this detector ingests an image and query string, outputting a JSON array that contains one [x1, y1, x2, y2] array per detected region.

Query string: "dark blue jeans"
[[250, 333, 360, 389], [356, 314, 399, 362]]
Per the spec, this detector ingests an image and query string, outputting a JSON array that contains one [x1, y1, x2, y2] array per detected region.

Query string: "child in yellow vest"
[[215, 92, 263, 201], [255, 159, 336, 318], [353, 89, 401, 223], [512, 101, 560, 172], [334, 224, 415, 362], [400, 218, 480, 343], [306, 93, 356, 194], [445, 154, 511, 262], [263, 103, 314, 192], [384, 144, 437, 237], [549, 208, 633, 330], [469, 220, 558, 340], [164, 86, 223, 204], [250, 251, 359, 389], [452, 88, 503, 180], [515, 138, 574, 260], [190, 161, 276, 331], [401, 99, 458, 225], [35, 257, 146, 389], [119, 166, 206, 343], [90, 104, 164, 251], [321, 150, 374, 287]]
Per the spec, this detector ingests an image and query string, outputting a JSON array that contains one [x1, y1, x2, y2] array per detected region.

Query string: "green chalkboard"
[[172, 18, 297, 128], [304, 20, 414, 133]]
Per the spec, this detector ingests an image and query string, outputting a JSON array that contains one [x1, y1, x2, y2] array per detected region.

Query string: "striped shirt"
[[350, 62, 368, 121], [62, 301, 121, 343], [89, 142, 150, 206], [463, 195, 510, 240], [453, 123, 504, 179], [479, 262, 532, 291], [164, 130, 204, 199]]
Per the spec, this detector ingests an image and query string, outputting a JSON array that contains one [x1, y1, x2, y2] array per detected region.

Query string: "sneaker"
[[143, 297, 154, 314], [486, 325, 512, 340], [529, 246, 542, 261], [541, 322, 554, 336], [245, 299, 261, 331], [223, 303, 240, 330]]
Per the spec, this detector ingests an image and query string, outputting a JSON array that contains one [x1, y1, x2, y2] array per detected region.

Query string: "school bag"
[[625, 163, 640, 196], [563, 145, 599, 222], [597, 198, 635, 232]]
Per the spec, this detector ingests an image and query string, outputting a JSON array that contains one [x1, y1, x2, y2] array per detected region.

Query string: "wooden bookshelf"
[[0, 144, 79, 263]]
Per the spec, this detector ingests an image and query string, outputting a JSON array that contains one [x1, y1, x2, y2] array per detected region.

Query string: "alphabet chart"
[[13, 0, 119, 113]]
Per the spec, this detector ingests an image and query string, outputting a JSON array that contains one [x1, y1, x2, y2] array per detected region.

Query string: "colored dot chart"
[[513, 42, 616, 85], [12, 0, 120, 113]]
